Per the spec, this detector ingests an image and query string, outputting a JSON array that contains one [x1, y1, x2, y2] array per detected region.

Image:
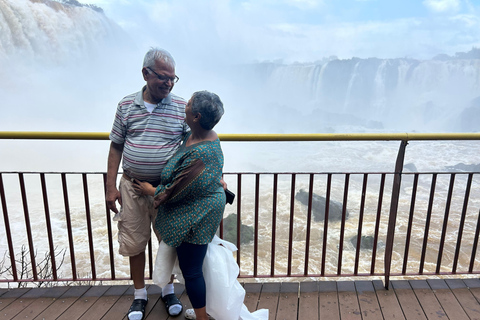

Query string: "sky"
[[83, 0, 480, 63]]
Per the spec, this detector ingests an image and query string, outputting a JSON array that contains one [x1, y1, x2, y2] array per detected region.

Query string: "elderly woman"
[[133, 90, 225, 320]]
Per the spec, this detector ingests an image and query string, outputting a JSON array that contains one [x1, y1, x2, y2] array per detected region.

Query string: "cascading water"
[[0, 0, 479, 284], [235, 55, 480, 132]]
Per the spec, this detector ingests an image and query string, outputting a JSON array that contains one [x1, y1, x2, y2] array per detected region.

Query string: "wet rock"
[[349, 235, 384, 250], [295, 189, 349, 222], [445, 163, 480, 172], [222, 213, 254, 246], [403, 163, 417, 172]]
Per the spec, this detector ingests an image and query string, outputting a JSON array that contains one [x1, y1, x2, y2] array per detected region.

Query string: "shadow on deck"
[[1, 279, 480, 319]]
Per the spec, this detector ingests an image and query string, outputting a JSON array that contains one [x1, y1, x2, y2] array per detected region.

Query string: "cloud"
[[423, 0, 461, 13]]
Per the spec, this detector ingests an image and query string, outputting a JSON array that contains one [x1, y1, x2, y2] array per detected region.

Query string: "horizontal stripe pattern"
[[109, 89, 189, 182]]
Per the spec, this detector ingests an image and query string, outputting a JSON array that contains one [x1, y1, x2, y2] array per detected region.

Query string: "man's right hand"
[[106, 187, 122, 214]]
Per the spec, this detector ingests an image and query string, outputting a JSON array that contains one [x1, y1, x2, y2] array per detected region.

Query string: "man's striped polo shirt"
[[110, 87, 189, 183]]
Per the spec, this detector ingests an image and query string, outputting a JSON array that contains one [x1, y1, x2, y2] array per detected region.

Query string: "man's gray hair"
[[143, 47, 176, 69], [191, 91, 224, 130]]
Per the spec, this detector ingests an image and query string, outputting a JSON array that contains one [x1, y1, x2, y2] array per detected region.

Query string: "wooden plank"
[[427, 279, 469, 320], [445, 279, 480, 320], [337, 281, 362, 320], [355, 281, 383, 320], [243, 282, 262, 313], [391, 280, 427, 320], [0, 288, 30, 312], [409, 280, 447, 319], [464, 278, 480, 303], [12, 286, 70, 320], [372, 280, 405, 320], [77, 285, 129, 320], [34, 286, 91, 320], [0, 287, 46, 320], [56, 285, 111, 320], [101, 285, 135, 320], [298, 282, 319, 320], [276, 282, 298, 320], [257, 282, 280, 320], [318, 281, 340, 320]]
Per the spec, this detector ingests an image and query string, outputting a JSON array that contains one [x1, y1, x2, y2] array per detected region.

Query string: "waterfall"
[[236, 55, 480, 132], [0, 0, 126, 65]]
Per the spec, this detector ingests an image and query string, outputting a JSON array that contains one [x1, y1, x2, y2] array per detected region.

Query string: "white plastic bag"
[[204, 236, 268, 320], [153, 236, 268, 320]]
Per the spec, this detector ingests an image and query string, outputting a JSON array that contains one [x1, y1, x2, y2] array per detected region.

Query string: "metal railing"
[[1, 132, 479, 289]]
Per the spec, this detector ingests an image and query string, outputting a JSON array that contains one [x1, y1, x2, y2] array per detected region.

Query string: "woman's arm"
[[154, 153, 207, 207]]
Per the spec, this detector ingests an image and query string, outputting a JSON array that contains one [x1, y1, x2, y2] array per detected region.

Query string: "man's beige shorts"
[[117, 176, 160, 257]]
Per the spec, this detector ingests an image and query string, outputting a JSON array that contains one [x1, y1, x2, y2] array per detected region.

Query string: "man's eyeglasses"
[[147, 67, 179, 84]]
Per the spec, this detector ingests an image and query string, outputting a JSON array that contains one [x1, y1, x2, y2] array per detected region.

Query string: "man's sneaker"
[[127, 299, 148, 320]]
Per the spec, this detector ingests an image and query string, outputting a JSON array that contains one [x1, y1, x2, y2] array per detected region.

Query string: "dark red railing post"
[[236, 174, 242, 267], [253, 174, 260, 277], [384, 140, 407, 289], [40, 173, 57, 280], [402, 173, 419, 274], [304, 174, 314, 276], [82, 173, 96, 280], [0, 173, 18, 281], [19, 173, 38, 281], [469, 208, 480, 273], [371, 173, 385, 275], [337, 173, 350, 276], [61, 173, 77, 280], [436, 174, 455, 273], [354, 174, 368, 275], [102, 173, 116, 280], [270, 173, 278, 277], [321, 174, 332, 276], [419, 174, 437, 274], [453, 173, 473, 273], [287, 174, 296, 276]]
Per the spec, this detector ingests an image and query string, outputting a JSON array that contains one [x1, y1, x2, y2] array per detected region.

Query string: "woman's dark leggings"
[[176, 242, 208, 309]]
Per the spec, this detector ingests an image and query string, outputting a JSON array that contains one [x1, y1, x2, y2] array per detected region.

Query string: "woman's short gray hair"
[[143, 48, 175, 69], [191, 91, 224, 130]]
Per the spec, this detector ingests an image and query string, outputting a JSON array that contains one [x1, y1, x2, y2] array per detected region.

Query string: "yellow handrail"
[[0, 131, 480, 141]]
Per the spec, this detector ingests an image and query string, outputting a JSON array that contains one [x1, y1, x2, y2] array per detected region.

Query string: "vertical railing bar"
[[337, 173, 349, 276], [219, 174, 225, 239], [19, 173, 38, 281], [40, 173, 57, 280], [82, 173, 96, 280], [321, 174, 332, 276], [436, 173, 455, 274], [287, 174, 296, 276], [304, 174, 314, 276], [384, 140, 407, 289], [453, 173, 473, 273], [419, 173, 437, 274], [102, 173, 116, 280], [402, 173, 419, 275], [469, 208, 480, 273], [270, 173, 278, 277], [371, 173, 385, 275], [254, 174, 260, 277], [354, 174, 368, 276], [147, 238, 153, 279], [61, 173, 77, 280], [0, 173, 18, 281], [236, 174, 242, 267]]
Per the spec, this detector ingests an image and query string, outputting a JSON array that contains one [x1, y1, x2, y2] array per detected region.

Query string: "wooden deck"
[[1, 279, 480, 319]]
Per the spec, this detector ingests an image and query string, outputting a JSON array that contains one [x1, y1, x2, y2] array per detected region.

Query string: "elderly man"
[[106, 48, 186, 320]]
